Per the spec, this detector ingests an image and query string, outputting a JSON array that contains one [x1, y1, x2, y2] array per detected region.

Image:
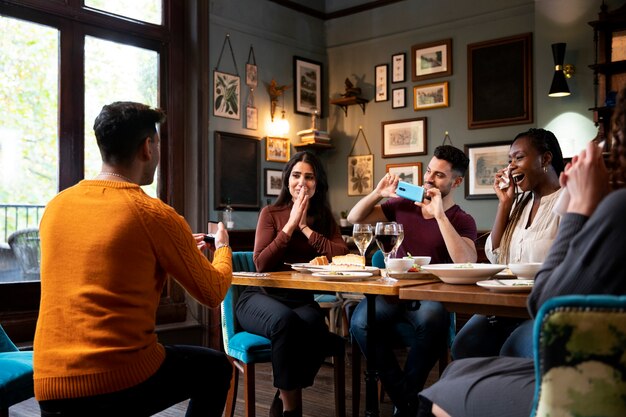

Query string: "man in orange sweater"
[[34, 101, 233, 416]]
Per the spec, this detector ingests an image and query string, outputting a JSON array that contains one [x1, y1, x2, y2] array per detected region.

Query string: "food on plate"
[[330, 254, 365, 269], [309, 256, 329, 265], [454, 263, 475, 268], [408, 265, 421, 272]]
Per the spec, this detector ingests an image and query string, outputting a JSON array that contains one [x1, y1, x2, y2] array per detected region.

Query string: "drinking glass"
[[391, 223, 404, 259], [375, 222, 402, 277], [352, 224, 374, 260]]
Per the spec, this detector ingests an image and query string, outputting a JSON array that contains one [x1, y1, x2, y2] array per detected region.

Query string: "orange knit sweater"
[[34, 180, 232, 400]]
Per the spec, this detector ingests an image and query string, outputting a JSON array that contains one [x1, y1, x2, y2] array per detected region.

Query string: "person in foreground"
[[347, 145, 477, 417], [418, 91, 626, 417], [236, 151, 349, 417], [34, 102, 233, 417], [452, 128, 565, 360]]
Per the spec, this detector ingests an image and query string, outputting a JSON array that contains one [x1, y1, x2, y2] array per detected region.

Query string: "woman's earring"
[[543, 165, 548, 173]]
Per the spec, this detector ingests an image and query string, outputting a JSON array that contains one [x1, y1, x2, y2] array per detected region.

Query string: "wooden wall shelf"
[[330, 96, 369, 116]]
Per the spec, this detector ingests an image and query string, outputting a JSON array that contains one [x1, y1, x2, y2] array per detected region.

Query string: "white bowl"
[[508, 263, 542, 280], [421, 263, 507, 284], [403, 256, 431, 266], [386, 258, 414, 273]]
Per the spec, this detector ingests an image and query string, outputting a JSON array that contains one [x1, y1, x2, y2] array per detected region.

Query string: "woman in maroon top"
[[236, 151, 348, 417]]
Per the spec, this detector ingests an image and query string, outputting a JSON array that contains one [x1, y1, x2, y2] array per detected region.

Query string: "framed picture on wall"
[[214, 131, 260, 210], [213, 71, 241, 119], [381, 117, 427, 158], [464, 141, 512, 200], [411, 38, 452, 82], [413, 81, 449, 111], [468, 32, 533, 129], [347, 154, 374, 196], [264, 168, 283, 196], [293, 56, 323, 116], [375, 64, 388, 102], [392, 87, 406, 109], [392, 52, 406, 83], [266, 136, 290, 162], [386, 162, 423, 185]]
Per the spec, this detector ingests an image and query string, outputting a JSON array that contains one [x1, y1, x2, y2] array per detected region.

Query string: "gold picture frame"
[[266, 137, 290, 162]]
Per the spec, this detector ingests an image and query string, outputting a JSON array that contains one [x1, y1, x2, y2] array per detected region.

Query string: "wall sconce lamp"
[[268, 79, 291, 137], [549, 43, 576, 97]]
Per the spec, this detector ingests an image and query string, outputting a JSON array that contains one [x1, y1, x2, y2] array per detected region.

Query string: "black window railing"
[[1, 204, 45, 243]]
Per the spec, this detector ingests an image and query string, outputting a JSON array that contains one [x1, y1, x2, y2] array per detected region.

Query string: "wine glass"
[[352, 224, 374, 260], [375, 222, 402, 277], [391, 223, 404, 259]]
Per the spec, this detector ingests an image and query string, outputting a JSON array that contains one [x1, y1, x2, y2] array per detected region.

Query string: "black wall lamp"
[[549, 43, 575, 97]]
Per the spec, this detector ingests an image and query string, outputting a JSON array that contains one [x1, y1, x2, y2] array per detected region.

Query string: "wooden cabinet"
[[589, 2, 626, 145]]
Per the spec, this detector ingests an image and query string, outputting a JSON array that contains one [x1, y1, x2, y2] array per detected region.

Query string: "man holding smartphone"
[[347, 145, 477, 417]]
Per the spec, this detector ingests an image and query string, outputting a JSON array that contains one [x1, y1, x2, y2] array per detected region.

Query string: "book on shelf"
[[297, 128, 329, 137], [300, 134, 331, 144]]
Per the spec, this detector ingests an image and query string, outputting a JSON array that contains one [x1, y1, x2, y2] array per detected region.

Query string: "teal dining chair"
[[0, 324, 34, 417], [530, 295, 626, 417], [221, 251, 346, 417], [350, 249, 455, 416]]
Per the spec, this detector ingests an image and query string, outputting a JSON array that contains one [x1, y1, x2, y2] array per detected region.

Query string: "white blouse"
[[485, 188, 563, 264]]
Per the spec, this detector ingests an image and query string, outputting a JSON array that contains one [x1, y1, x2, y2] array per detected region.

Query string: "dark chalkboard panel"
[[468, 33, 533, 129], [214, 131, 260, 210]]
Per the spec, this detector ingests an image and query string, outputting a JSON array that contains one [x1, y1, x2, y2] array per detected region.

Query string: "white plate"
[[421, 263, 507, 284], [312, 271, 375, 281], [319, 265, 381, 274], [289, 263, 326, 273], [476, 279, 534, 292]]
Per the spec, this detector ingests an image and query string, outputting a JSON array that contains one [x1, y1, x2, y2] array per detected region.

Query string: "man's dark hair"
[[434, 145, 470, 176], [93, 101, 166, 166]]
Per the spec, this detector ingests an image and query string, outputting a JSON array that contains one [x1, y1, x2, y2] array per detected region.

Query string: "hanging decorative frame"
[[245, 45, 257, 87], [213, 34, 241, 120], [347, 127, 374, 196], [245, 45, 258, 129]]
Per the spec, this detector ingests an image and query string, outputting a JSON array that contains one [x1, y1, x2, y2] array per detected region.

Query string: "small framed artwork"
[[381, 117, 427, 158], [245, 63, 258, 87], [293, 56, 323, 116], [264, 168, 283, 196], [468, 32, 533, 129], [386, 162, 423, 186], [392, 52, 406, 83], [464, 141, 512, 200], [413, 81, 449, 111], [245, 106, 258, 130], [266, 136, 290, 162], [213, 71, 241, 119], [411, 38, 452, 82], [348, 154, 374, 196], [392, 87, 406, 109], [375, 64, 389, 102]]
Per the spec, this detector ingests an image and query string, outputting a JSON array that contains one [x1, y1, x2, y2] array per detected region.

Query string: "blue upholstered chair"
[[530, 295, 626, 417], [0, 324, 34, 417], [350, 250, 455, 416], [221, 251, 346, 417]]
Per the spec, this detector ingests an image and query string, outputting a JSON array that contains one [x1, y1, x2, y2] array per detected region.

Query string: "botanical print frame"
[[213, 70, 240, 119], [386, 162, 423, 186], [266, 136, 290, 162], [375, 64, 388, 102], [381, 117, 427, 158], [348, 154, 374, 196], [392, 87, 406, 109], [411, 38, 452, 82], [464, 141, 512, 200], [413, 81, 449, 111], [293, 56, 323, 116], [214, 131, 260, 210], [392, 52, 406, 83], [264, 168, 283, 196], [468, 32, 533, 129]]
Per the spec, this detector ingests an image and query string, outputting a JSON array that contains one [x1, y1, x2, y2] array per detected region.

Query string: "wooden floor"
[[9, 340, 440, 417]]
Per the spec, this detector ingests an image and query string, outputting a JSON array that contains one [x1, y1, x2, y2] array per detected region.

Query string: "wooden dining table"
[[231, 270, 439, 417], [399, 281, 531, 318]]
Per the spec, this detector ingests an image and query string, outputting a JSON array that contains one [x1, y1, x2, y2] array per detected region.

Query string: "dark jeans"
[[236, 291, 329, 390], [39, 345, 232, 417], [452, 315, 534, 359], [349, 296, 448, 410]]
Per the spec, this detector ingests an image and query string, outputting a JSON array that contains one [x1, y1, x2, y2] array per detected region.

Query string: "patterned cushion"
[[531, 295, 626, 417]]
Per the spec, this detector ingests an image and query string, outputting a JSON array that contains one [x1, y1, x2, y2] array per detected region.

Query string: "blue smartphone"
[[396, 181, 425, 202]]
